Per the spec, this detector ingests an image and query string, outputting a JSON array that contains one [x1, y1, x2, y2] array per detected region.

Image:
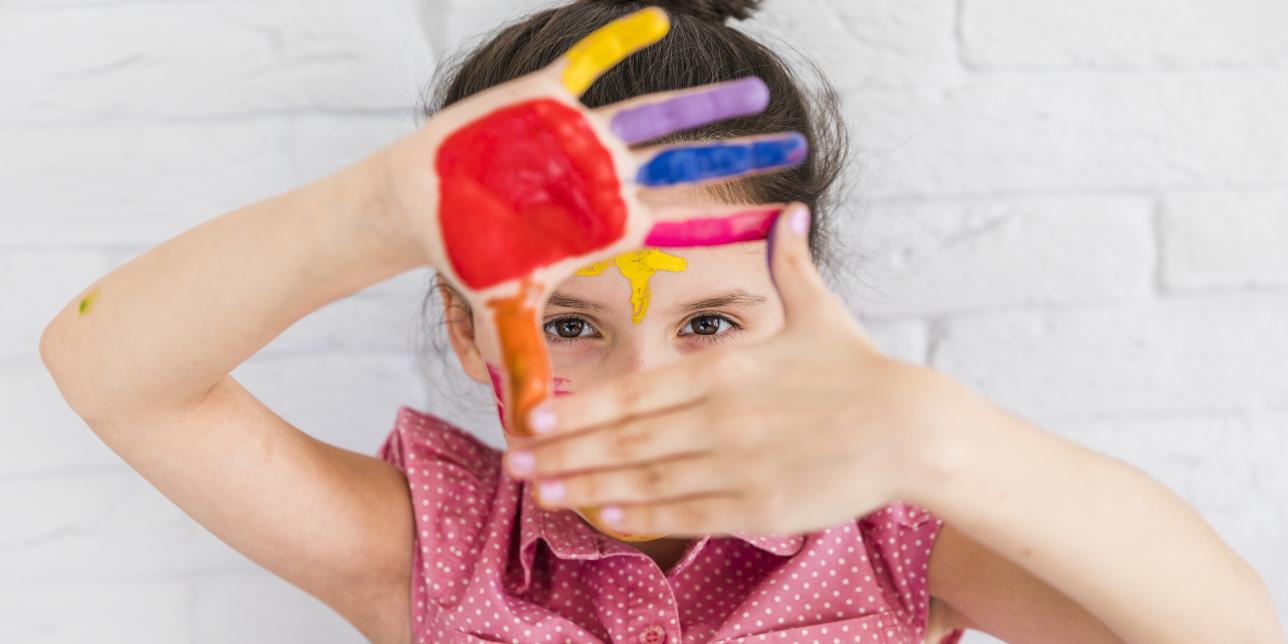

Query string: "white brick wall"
[[1, 1, 1283, 641]]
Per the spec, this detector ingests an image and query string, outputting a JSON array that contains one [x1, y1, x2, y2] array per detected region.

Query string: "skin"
[[36, 9, 805, 641], [441, 217, 783, 549], [36, 7, 1283, 644], [496, 204, 1287, 644], [381, 6, 804, 439]]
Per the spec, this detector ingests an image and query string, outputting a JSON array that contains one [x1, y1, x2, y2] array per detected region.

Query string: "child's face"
[[443, 236, 785, 442], [527, 239, 783, 397]]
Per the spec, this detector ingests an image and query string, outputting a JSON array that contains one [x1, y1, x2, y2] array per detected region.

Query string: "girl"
[[39, 1, 1282, 643]]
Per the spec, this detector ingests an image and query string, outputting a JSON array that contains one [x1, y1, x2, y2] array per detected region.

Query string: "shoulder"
[[857, 500, 945, 586], [859, 500, 943, 535], [856, 501, 952, 641], [377, 405, 504, 486], [376, 407, 510, 613]]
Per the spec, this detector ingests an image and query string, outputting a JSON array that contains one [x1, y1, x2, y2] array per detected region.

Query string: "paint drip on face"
[[487, 364, 572, 429], [485, 279, 553, 438], [576, 249, 687, 323]]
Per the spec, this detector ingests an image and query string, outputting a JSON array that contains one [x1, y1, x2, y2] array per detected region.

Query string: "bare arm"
[[40, 151, 423, 642], [37, 12, 817, 640], [928, 523, 1125, 643], [915, 379, 1285, 644], [490, 198, 1284, 643]]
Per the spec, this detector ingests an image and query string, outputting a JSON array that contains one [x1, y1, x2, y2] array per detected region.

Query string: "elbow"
[[39, 323, 80, 411], [1248, 615, 1286, 644], [39, 321, 108, 425], [1237, 567, 1286, 644], [1247, 608, 1286, 643], [38, 320, 67, 389]]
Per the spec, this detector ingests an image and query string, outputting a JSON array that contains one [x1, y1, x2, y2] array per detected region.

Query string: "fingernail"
[[600, 505, 623, 526], [529, 405, 556, 434], [789, 205, 811, 236], [506, 450, 534, 476], [538, 479, 565, 503]]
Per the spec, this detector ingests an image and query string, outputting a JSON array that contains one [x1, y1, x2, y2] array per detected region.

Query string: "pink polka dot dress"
[[377, 406, 966, 644]]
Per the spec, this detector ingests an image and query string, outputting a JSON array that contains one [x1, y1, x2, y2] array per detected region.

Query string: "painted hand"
[[502, 204, 966, 537], [383, 7, 808, 439]]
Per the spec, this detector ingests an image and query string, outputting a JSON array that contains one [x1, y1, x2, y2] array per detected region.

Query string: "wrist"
[[288, 149, 428, 298], [346, 145, 434, 271], [888, 366, 998, 510]]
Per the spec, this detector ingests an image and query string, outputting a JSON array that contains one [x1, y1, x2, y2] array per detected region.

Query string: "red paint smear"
[[485, 364, 508, 429], [644, 207, 782, 247], [437, 99, 629, 290]]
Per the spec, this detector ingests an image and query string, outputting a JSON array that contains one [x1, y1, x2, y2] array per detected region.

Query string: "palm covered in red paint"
[[380, 7, 807, 438]]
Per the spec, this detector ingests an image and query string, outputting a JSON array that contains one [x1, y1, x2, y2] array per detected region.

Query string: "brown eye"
[[685, 315, 729, 336], [544, 317, 591, 340]]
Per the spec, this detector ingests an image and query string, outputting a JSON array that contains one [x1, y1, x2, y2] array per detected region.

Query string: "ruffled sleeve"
[[376, 406, 502, 612], [859, 501, 958, 643]]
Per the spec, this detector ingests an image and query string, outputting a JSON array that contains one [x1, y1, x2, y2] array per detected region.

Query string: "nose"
[[602, 334, 682, 379]]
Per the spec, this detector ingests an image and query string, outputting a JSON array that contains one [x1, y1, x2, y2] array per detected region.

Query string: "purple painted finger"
[[609, 76, 770, 144]]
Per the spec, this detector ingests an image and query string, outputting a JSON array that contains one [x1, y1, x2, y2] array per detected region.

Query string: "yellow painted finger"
[[560, 7, 670, 96]]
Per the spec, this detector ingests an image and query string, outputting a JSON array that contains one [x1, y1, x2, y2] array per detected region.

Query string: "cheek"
[[485, 362, 576, 399], [545, 345, 606, 393], [756, 308, 787, 338], [474, 341, 504, 380]]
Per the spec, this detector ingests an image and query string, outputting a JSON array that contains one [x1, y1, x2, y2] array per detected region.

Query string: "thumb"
[[767, 202, 833, 323]]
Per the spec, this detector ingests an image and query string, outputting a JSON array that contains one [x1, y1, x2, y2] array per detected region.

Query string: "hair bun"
[[673, 0, 762, 23], [592, 0, 763, 24]]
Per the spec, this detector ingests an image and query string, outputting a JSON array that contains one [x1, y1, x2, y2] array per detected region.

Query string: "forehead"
[[554, 241, 774, 306]]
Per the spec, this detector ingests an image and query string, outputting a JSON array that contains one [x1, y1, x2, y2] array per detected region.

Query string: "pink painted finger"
[[538, 453, 728, 508], [644, 206, 782, 247], [522, 411, 714, 479], [609, 76, 770, 145], [598, 493, 747, 536], [537, 355, 712, 436]]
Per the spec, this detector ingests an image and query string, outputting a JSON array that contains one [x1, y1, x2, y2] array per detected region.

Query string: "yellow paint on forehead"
[[575, 249, 687, 324]]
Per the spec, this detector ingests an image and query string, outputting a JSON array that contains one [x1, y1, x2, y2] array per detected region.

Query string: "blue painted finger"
[[635, 132, 807, 187]]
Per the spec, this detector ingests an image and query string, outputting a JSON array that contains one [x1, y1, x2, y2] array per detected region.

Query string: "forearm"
[[40, 149, 423, 423], [908, 378, 1284, 644]]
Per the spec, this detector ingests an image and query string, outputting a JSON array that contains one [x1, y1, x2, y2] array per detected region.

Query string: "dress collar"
[[508, 475, 805, 594]]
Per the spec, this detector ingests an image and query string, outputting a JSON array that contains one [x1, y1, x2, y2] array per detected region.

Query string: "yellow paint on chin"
[[576, 249, 687, 324]]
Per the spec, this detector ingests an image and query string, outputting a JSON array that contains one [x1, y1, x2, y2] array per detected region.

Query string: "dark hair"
[[425, 0, 847, 266], [416, 0, 850, 400]]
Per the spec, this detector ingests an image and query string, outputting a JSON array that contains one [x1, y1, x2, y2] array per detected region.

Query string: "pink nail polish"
[[529, 406, 556, 434], [538, 479, 565, 503], [789, 206, 811, 236], [600, 505, 623, 525], [507, 450, 534, 476]]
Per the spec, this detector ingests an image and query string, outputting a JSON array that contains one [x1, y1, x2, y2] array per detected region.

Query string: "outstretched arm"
[[40, 8, 812, 640], [495, 202, 1285, 644], [39, 152, 423, 642], [916, 387, 1285, 644]]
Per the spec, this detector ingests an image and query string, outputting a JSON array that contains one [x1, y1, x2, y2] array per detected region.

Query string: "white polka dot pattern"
[[375, 406, 966, 644]]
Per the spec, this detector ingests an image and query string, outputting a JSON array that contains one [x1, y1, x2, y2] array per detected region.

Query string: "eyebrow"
[[546, 292, 605, 311], [670, 289, 768, 315]]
